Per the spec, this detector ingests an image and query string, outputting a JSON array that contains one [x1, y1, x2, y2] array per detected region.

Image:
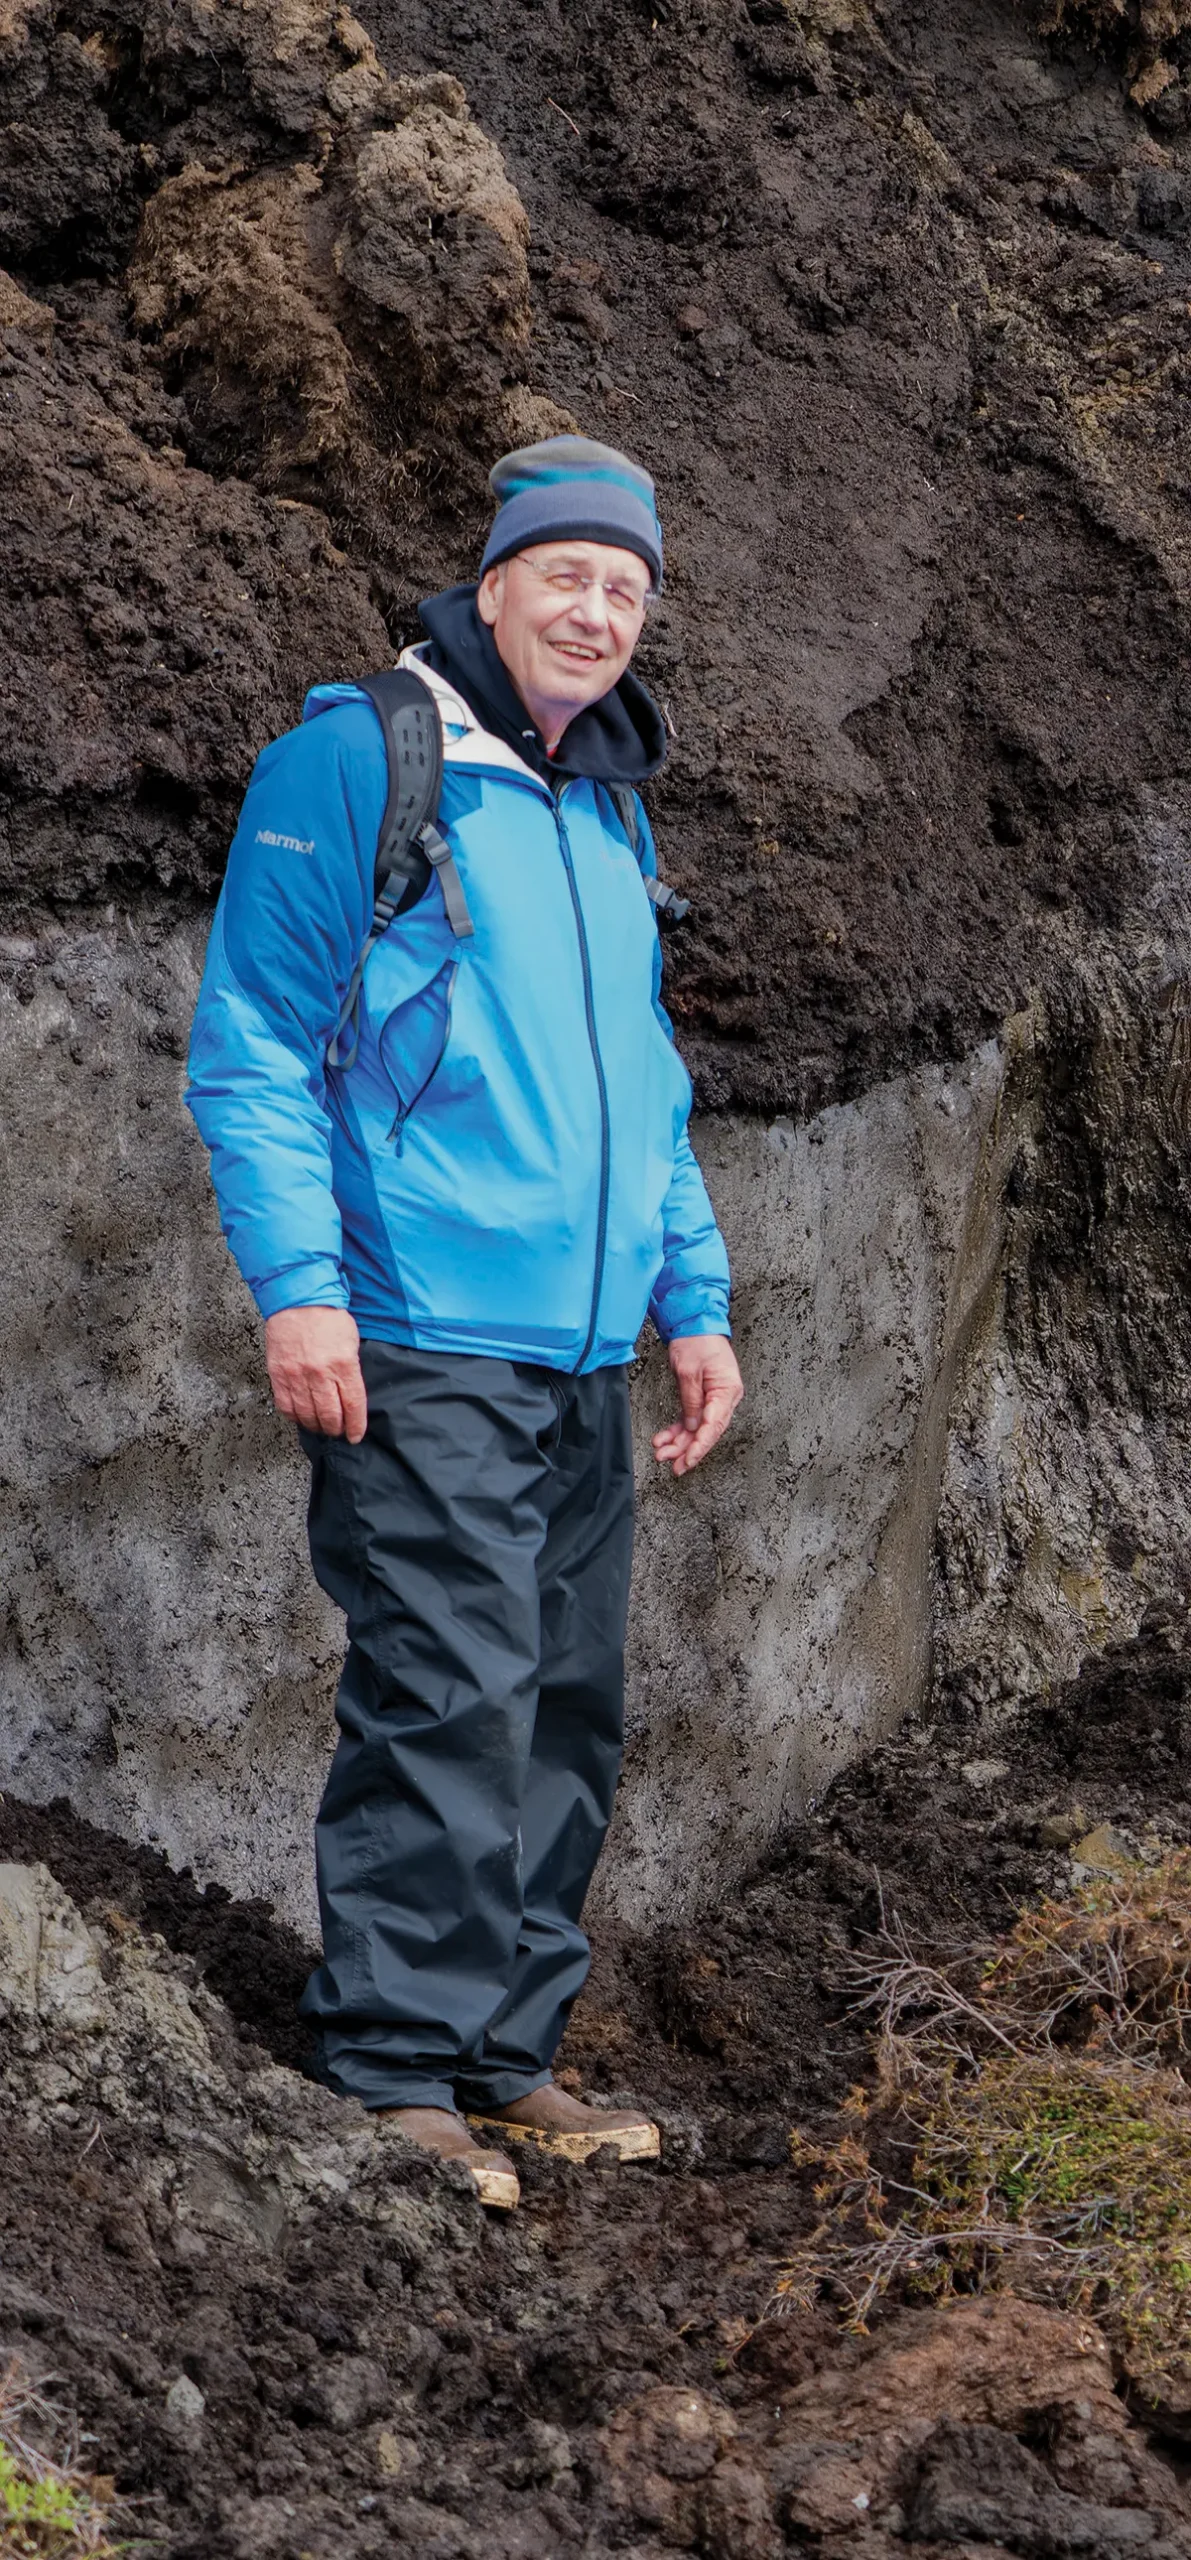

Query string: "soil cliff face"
[[5, 0, 1191, 1091], [376, 0, 1191, 1113], [3, 0, 1191, 1912]]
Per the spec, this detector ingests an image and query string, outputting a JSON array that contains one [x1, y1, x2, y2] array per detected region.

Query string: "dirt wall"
[[6, 894, 1191, 1935], [6, 0, 1191, 1102], [0, 913, 1007, 1930], [4, 0, 1191, 1913]]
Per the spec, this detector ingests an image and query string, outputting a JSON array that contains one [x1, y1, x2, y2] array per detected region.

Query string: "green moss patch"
[[778, 1851, 1191, 2406]]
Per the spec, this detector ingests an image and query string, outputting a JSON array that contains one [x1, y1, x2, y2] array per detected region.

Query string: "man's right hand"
[[264, 1306, 368, 1442]]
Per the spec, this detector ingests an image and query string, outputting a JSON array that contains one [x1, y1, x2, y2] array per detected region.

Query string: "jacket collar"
[[416, 583, 667, 788]]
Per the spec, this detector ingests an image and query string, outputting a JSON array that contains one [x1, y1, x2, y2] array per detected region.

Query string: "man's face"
[[477, 539, 651, 736]]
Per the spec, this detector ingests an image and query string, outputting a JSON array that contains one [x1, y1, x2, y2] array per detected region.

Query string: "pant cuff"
[[323, 2062, 461, 2113], [360, 2086, 460, 2114], [309, 2031, 463, 2113], [454, 2068, 553, 2113]]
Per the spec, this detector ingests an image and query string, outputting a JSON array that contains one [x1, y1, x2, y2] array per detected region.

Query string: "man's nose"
[[565, 582, 611, 635]]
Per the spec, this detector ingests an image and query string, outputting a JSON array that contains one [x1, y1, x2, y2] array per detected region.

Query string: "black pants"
[[298, 1343, 635, 2111]]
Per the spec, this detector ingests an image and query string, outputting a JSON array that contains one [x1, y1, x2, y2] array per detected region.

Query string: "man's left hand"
[[652, 1334, 744, 1478]]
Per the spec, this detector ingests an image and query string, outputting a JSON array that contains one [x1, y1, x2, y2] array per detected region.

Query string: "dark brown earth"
[[367, 0, 1191, 1113], [4, 1599, 1191, 2555], [5, 0, 1191, 1107]]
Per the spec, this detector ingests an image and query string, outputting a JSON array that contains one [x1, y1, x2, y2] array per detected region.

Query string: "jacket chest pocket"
[[376, 957, 459, 1154]]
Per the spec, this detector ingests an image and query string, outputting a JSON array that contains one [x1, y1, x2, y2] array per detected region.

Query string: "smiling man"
[[187, 435, 742, 2209]]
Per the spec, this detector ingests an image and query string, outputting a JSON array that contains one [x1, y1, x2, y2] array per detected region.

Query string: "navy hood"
[[417, 583, 667, 789]]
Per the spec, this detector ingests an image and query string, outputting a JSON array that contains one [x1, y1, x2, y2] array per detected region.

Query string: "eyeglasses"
[[514, 554, 653, 619]]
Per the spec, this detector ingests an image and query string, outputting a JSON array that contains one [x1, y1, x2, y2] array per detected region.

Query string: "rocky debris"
[[165, 2372, 207, 2429], [1070, 1817, 1139, 1872], [595, 2383, 750, 2546], [0, 1856, 563, 2555], [768, 2293, 1120, 2445], [758, 2294, 1191, 2549], [0, 1859, 109, 2028], [0, 1799, 317, 2070]]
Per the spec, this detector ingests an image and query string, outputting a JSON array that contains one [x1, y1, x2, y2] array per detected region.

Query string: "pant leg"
[[299, 1343, 560, 2111], [455, 1366, 634, 2111]]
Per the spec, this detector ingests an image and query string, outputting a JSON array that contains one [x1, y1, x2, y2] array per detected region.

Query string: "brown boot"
[[375, 2106, 520, 2210], [466, 2084, 660, 2165]]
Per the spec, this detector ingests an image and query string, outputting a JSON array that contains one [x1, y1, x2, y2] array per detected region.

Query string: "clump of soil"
[[1038, 0, 1191, 112], [0, 297, 388, 904], [4, 1602, 1191, 2555], [0, 0, 564, 911]]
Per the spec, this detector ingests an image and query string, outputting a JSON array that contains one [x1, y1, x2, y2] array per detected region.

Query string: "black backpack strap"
[[328, 668, 474, 1073], [609, 782, 640, 857], [608, 782, 691, 927]]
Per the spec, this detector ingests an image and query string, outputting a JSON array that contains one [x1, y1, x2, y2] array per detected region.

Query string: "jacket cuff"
[[255, 1262, 351, 1320], [651, 1290, 732, 1342]]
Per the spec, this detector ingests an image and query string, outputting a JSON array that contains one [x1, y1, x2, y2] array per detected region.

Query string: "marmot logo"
[[256, 827, 315, 855]]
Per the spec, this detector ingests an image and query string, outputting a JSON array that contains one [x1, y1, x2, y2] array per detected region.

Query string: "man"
[[187, 435, 743, 2209]]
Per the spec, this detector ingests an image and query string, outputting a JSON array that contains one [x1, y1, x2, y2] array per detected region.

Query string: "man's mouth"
[[549, 641, 606, 666]]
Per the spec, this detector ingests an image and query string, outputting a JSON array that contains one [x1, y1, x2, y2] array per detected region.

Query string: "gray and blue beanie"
[[479, 434, 663, 587]]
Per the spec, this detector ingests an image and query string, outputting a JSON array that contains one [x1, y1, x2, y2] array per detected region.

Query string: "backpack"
[[328, 666, 690, 1073]]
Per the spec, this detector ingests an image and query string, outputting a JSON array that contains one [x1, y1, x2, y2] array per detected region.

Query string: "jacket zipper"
[[555, 789, 611, 1373], [384, 750, 614, 1364], [389, 959, 459, 1157]]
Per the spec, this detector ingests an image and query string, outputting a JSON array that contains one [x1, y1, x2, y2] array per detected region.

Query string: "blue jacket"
[[186, 645, 731, 1372]]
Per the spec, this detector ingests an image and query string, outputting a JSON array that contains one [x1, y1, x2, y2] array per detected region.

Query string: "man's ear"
[[477, 566, 502, 629]]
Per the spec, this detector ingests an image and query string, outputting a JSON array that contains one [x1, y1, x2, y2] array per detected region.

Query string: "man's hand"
[[264, 1306, 368, 1443], [652, 1334, 743, 1478]]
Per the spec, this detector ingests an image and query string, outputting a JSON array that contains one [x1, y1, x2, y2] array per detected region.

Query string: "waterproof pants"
[[298, 1343, 635, 2112]]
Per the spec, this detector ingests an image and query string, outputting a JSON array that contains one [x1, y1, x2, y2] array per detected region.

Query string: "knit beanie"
[[479, 434, 663, 587]]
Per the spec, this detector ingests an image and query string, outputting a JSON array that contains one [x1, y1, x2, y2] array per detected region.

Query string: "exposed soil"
[[368, 0, 1191, 1114], [5, 0, 1191, 1107], [4, 1599, 1191, 2555], [6, 0, 1191, 2549]]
